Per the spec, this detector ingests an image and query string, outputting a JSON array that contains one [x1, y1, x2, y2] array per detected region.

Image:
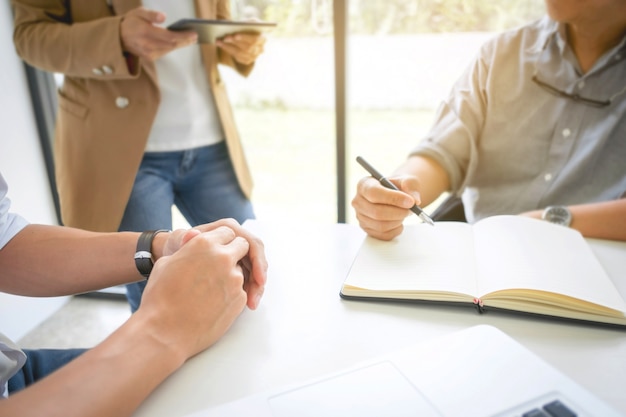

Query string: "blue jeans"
[[119, 142, 255, 312], [8, 348, 86, 394]]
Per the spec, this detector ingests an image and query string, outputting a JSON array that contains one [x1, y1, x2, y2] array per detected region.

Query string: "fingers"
[[354, 215, 404, 241], [188, 227, 250, 274], [209, 221, 268, 309], [353, 198, 405, 241], [221, 32, 266, 49], [192, 220, 268, 282], [120, 7, 198, 61], [163, 227, 250, 309], [205, 227, 251, 262], [138, 227, 251, 358], [193, 217, 241, 233], [164, 220, 268, 309], [216, 33, 266, 65], [199, 221, 268, 309], [360, 176, 419, 209], [163, 225, 244, 259], [352, 176, 418, 241], [236, 253, 265, 310], [236, 229, 268, 288], [352, 177, 414, 220]]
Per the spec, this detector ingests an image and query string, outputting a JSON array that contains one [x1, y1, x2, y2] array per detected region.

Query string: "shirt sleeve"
[[409, 39, 494, 194], [0, 173, 29, 250], [0, 332, 27, 398], [0, 174, 29, 395]]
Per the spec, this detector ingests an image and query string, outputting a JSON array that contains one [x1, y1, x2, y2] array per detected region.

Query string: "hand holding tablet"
[[167, 19, 277, 44]]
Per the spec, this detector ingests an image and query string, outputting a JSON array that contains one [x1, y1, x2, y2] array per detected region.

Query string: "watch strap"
[[134, 229, 169, 278]]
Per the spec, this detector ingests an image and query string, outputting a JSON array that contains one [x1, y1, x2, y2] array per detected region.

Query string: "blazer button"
[[92, 68, 104, 76], [102, 65, 113, 75], [115, 97, 130, 109]]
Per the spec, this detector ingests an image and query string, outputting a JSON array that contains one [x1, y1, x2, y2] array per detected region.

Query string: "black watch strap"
[[134, 229, 169, 278]]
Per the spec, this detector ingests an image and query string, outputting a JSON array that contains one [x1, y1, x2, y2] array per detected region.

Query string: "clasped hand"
[[139, 219, 268, 358]]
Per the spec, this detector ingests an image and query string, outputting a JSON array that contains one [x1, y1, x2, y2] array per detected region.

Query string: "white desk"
[[134, 220, 626, 417]]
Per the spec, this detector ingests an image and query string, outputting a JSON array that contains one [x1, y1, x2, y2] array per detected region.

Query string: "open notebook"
[[340, 216, 626, 327], [185, 325, 623, 417]]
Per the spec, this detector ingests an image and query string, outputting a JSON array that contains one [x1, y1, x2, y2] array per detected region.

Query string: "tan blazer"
[[12, 0, 254, 232]]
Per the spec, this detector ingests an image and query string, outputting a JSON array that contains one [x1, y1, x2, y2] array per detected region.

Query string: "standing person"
[[0, 170, 268, 416], [12, 0, 268, 311], [352, 0, 626, 242]]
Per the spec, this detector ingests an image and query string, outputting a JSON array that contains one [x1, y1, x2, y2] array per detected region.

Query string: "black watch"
[[541, 205, 572, 227], [134, 230, 169, 278]]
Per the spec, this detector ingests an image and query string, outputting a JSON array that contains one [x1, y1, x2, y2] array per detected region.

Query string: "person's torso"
[[466, 18, 626, 221], [142, 0, 224, 152]]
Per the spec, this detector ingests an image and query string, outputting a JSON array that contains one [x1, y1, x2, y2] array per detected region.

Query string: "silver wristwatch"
[[541, 205, 572, 227]]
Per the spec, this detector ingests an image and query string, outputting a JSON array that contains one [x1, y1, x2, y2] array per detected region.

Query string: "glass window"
[[224, 0, 338, 225]]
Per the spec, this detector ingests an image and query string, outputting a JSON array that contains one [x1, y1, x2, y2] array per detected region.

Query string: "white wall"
[[0, 2, 69, 342]]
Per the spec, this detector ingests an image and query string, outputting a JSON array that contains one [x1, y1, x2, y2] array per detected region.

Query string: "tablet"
[[167, 19, 277, 44]]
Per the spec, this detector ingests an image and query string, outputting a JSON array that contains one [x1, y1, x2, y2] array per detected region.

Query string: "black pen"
[[356, 156, 435, 226]]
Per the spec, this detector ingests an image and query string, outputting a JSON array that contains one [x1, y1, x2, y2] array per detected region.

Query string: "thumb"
[[408, 191, 422, 206], [396, 177, 422, 206]]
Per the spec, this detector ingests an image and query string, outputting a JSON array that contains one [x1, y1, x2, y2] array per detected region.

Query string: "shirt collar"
[[545, 18, 626, 74]]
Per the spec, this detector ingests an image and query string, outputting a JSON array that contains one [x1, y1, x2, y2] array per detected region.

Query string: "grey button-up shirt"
[[412, 17, 626, 223]]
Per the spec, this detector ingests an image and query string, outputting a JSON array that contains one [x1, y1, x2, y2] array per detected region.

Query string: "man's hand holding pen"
[[352, 156, 434, 242]]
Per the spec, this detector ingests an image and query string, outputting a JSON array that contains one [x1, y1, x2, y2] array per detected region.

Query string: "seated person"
[[0, 171, 267, 416], [352, 0, 626, 242]]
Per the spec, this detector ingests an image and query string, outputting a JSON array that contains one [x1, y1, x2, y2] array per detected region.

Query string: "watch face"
[[542, 206, 572, 226]]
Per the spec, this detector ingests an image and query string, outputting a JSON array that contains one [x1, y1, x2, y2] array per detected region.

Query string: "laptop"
[[184, 325, 623, 417]]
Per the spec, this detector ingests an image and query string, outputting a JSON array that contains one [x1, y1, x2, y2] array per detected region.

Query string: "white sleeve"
[[0, 172, 29, 249]]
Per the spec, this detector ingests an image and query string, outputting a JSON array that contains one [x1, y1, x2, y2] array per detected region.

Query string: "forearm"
[[523, 199, 626, 241], [0, 315, 186, 417], [393, 155, 451, 207], [0, 225, 143, 296], [569, 199, 626, 241]]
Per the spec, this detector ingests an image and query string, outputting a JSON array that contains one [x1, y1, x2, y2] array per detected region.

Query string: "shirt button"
[[115, 97, 130, 109], [92, 68, 104, 76], [544, 173, 553, 181], [577, 81, 585, 89], [562, 128, 571, 138]]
